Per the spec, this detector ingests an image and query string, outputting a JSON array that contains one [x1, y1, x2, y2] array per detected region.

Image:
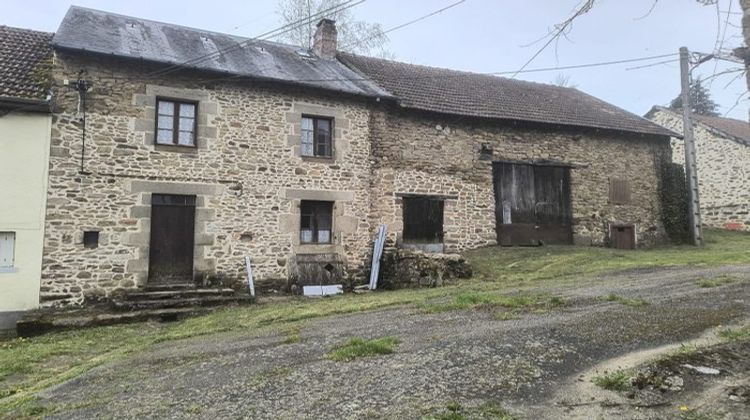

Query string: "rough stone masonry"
[[40, 52, 671, 307]]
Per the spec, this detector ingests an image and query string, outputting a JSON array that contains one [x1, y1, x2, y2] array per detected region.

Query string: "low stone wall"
[[378, 249, 473, 289]]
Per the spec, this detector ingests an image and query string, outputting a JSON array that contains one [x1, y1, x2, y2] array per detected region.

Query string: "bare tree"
[[553, 74, 578, 88], [275, 0, 392, 58]]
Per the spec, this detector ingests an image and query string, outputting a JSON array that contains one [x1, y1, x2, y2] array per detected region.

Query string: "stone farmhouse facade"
[[38, 7, 676, 307], [647, 106, 750, 231]]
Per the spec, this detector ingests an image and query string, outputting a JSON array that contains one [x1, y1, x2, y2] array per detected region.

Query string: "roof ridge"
[[0, 25, 54, 37], [63, 5, 302, 51], [338, 51, 583, 93]]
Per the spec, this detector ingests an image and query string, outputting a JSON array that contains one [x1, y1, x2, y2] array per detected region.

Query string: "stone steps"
[[16, 286, 254, 337], [112, 294, 252, 311], [16, 307, 206, 337]]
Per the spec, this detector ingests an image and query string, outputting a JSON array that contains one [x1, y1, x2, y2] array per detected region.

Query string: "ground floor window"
[[300, 200, 333, 244], [402, 197, 444, 243], [0, 232, 15, 268]]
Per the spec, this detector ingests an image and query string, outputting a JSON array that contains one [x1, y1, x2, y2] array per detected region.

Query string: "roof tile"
[[0, 25, 53, 101]]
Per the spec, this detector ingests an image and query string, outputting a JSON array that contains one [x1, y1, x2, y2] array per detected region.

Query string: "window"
[[403, 197, 444, 243], [0, 232, 15, 268], [300, 201, 333, 244], [156, 98, 197, 147], [83, 231, 99, 249], [301, 116, 333, 158], [609, 178, 632, 204]]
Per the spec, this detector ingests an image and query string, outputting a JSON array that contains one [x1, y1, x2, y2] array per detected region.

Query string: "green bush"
[[660, 161, 690, 243]]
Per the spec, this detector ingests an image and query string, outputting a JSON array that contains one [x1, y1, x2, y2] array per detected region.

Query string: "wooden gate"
[[148, 194, 196, 284], [493, 162, 572, 246]]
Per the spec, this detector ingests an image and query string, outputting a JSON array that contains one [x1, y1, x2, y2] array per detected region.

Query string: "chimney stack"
[[313, 19, 337, 59]]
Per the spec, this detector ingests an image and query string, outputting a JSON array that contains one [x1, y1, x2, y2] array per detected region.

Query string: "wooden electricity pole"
[[679, 46, 704, 246]]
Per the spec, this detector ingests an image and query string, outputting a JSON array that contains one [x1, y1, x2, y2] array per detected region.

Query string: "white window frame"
[[0, 232, 16, 270]]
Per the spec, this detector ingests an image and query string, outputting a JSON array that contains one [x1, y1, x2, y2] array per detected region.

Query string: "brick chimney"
[[313, 19, 337, 59]]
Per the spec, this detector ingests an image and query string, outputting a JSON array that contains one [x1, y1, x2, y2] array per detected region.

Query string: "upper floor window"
[[156, 98, 197, 147], [301, 116, 332, 158], [609, 178, 632, 205]]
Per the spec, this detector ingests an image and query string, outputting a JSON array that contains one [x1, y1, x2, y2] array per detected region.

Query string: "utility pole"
[[679, 46, 704, 246]]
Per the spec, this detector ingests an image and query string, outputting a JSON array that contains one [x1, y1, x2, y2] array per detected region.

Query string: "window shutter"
[[609, 179, 631, 204], [0, 232, 15, 268]]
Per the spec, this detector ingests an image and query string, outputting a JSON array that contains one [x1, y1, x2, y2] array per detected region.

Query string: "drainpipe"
[[74, 76, 92, 175]]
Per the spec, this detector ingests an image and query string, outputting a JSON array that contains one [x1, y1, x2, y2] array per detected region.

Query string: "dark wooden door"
[[493, 162, 572, 246], [611, 225, 636, 249], [403, 197, 444, 243], [148, 194, 196, 284]]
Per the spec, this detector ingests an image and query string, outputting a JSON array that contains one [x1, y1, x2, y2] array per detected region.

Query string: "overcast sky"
[[4, 0, 746, 120]]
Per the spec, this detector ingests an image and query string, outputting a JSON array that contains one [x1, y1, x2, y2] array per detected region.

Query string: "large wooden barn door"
[[148, 194, 196, 284], [493, 162, 572, 246]]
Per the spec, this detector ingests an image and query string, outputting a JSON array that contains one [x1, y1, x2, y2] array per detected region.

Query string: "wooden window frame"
[[300, 115, 334, 159], [300, 200, 334, 244], [609, 178, 632, 205], [155, 97, 199, 148]]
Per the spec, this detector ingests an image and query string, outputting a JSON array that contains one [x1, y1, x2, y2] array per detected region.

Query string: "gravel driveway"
[[38, 264, 750, 419]]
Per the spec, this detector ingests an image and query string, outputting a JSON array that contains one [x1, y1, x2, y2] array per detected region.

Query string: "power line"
[[510, 0, 596, 78], [341, 0, 467, 51], [147, 0, 366, 79]]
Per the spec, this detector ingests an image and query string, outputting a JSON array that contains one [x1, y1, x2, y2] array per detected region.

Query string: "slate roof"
[[340, 53, 677, 138], [0, 25, 53, 102], [693, 113, 750, 146], [647, 106, 750, 147], [52, 6, 389, 98]]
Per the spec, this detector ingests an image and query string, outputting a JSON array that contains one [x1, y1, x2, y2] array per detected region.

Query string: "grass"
[[697, 274, 738, 288], [599, 294, 649, 307], [593, 369, 631, 391], [466, 229, 750, 288], [423, 401, 516, 420], [718, 324, 750, 342], [326, 337, 400, 361], [1, 229, 747, 415]]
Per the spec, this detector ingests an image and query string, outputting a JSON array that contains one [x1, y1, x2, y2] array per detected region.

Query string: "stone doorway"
[[148, 194, 196, 285]]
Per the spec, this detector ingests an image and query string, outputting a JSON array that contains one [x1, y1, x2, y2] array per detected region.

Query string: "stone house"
[[0, 26, 53, 327], [647, 106, 750, 231], [39, 6, 676, 307]]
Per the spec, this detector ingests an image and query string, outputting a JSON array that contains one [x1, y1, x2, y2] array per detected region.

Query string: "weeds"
[[719, 325, 750, 342], [327, 337, 400, 362], [593, 369, 631, 391], [423, 401, 516, 420]]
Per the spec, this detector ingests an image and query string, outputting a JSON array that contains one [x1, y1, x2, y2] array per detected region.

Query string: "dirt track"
[[38, 264, 750, 419]]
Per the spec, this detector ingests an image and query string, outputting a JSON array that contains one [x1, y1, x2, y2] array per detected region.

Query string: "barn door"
[[493, 162, 572, 246], [148, 194, 196, 284]]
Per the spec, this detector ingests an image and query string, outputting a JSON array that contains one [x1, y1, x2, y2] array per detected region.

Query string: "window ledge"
[[155, 144, 198, 153], [301, 156, 335, 164], [0, 268, 19, 274]]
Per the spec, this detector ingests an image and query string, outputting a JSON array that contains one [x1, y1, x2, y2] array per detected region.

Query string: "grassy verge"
[[1, 229, 747, 415], [327, 337, 400, 361], [466, 229, 750, 288]]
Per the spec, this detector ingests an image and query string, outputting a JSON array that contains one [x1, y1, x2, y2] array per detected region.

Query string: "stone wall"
[[648, 108, 750, 231], [369, 107, 670, 251], [42, 52, 376, 306], [42, 51, 671, 307]]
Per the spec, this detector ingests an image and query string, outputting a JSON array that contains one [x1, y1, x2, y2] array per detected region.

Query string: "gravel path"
[[39, 264, 750, 419]]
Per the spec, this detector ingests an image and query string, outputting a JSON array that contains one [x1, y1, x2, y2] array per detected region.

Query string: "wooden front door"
[[493, 162, 572, 246], [148, 194, 196, 284]]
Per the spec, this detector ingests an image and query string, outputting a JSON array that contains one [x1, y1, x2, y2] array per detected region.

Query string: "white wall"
[[0, 112, 51, 314]]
